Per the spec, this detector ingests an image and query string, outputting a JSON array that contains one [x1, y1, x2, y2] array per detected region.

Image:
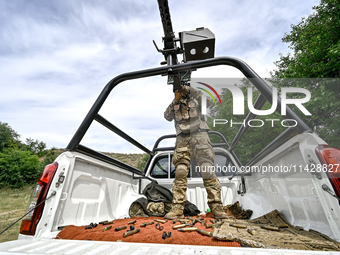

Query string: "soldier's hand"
[[175, 90, 182, 101]]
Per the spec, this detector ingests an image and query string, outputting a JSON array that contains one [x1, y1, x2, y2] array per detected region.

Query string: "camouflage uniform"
[[164, 85, 223, 211]]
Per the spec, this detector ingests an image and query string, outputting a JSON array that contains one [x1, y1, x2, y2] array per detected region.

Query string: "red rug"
[[56, 215, 241, 247]]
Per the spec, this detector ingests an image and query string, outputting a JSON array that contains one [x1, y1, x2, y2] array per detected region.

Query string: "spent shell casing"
[[201, 220, 206, 226], [210, 219, 217, 224], [115, 226, 127, 231], [179, 219, 189, 224], [57, 225, 69, 230], [140, 221, 154, 227], [276, 224, 288, 228], [205, 224, 214, 228], [197, 229, 213, 237], [154, 219, 167, 223], [128, 220, 137, 224], [260, 225, 280, 231], [247, 228, 257, 235], [123, 228, 140, 238], [229, 223, 247, 228], [177, 227, 198, 232], [214, 222, 223, 227], [172, 224, 189, 229], [102, 220, 114, 225], [102, 225, 112, 232], [99, 220, 108, 224]]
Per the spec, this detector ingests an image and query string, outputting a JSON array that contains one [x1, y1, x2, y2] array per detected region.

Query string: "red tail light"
[[20, 162, 58, 235], [316, 145, 340, 199]]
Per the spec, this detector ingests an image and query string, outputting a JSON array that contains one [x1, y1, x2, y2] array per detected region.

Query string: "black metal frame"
[[66, 56, 311, 177]]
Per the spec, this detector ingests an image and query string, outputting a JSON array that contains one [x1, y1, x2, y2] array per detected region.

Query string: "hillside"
[[40, 149, 148, 171]]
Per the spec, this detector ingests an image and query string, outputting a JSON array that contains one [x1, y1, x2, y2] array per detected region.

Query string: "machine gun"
[[154, 0, 216, 91]]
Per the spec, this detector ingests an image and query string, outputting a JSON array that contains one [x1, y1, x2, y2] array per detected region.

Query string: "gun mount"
[[155, 0, 216, 91]]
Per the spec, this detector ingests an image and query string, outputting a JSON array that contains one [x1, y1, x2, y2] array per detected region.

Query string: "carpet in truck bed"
[[55, 215, 241, 247], [56, 210, 340, 251]]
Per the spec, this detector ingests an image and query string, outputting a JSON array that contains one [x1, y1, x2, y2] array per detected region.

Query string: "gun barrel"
[[156, 0, 179, 66], [157, 0, 175, 40]]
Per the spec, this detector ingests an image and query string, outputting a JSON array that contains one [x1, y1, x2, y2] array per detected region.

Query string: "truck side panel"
[[241, 133, 340, 241], [32, 152, 144, 239]]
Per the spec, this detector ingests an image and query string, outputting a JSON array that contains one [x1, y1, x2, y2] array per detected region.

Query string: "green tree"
[[25, 137, 47, 157], [271, 0, 340, 147], [0, 122, 21, 152]]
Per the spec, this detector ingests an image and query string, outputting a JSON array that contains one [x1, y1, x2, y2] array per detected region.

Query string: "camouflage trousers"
[[172, 131, 222, 209]]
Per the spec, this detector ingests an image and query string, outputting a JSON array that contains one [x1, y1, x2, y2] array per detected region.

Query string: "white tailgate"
[[0, 239, 338, 255]]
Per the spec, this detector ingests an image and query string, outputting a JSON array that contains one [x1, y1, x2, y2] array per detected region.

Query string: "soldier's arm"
[[164, 99, 177, 121], [164, 91, 182, 122]]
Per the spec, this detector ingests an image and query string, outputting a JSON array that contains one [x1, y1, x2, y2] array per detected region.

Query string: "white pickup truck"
[[1, 54, 340, 254]]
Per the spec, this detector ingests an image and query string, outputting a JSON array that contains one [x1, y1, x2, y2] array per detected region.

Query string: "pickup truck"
[[1, 55, 340, 254]]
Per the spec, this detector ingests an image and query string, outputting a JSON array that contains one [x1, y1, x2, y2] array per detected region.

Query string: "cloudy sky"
[[0, 0, 319, 153]]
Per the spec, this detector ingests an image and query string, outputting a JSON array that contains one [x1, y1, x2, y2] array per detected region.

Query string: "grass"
[[0, 185, 33, 243]]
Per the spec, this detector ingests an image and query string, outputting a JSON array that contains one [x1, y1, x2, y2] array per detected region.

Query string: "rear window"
[[150, 151, 235, 179]]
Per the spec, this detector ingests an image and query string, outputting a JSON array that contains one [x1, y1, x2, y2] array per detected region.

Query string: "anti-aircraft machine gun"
[[154, 0, 216, 91]]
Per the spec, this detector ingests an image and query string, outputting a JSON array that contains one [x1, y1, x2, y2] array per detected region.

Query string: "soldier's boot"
[[164, 203, 185, 219], [210, 203, 229, 219]]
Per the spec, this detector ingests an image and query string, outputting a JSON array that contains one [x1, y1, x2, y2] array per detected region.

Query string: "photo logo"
[[192, 78, 312, 128], [196, 82, 222, 106], [195, 81, 311, 116]]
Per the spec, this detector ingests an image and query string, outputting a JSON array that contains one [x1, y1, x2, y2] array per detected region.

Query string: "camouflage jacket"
[[164, 85, 212, 135]]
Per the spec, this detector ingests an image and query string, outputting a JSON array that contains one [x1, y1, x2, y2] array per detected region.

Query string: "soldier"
[[164, 85, 229, 219]]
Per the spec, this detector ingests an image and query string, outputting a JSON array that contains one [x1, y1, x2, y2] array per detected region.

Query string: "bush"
[[38, 147, 62, 172], [0, 149, 42, 188], [137, 153, 150, 171]]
